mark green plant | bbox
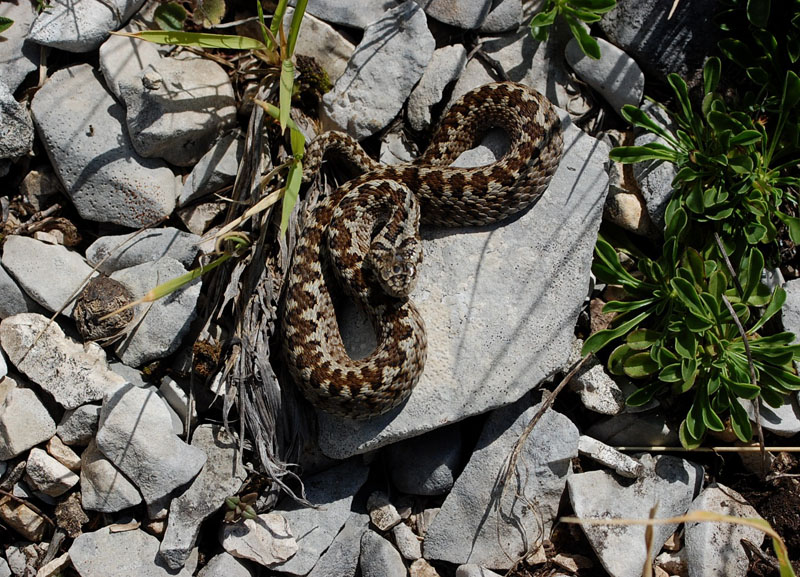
[586,47,800,447]
[529,0,616,59]
[610,57,800,252]
[0,16,13,34]
[587,234,800,448]
[120,0,309,235]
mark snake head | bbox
[369,238,423,298]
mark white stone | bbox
[160,425,247,570]
[567,454,703,577]
[0,83,34,161]
[392,522,422,560]
[29,0,147,52]
[367,491,402,531]
[290,0,401,29]
[321,1,434,140]
[480,0,524,32]
[46,436,81,471]
[0,263,42,319]
[318,111,608,458]
[0,0,40,92]
[565,37,644,115]
[284,8,355,83]
[685,483,765,577]
[25,448,79,497]
[271,462,369,574]
[86,227,200,274]
[69,527,192,577]
[110,257,201,367]
[360,531,405,577]
[95,384,207,505]
[222,513,298,567]
[740,395,800,437]
[407,45,468,132]
[0,383,56,460]
[120,57,237,167]
[99,25,162,100]
[424,397,578,568]
[0,313,127,409]
[415,0,492,29]
[197,553,251,577]
[307,513,369,577]
[80,440,143,512]
[2,236,95,316]
[57,404,101,446]
[578,435,644,478]
[30,64,178,228]
[179,133,244,206]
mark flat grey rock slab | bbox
[0,313,127,410]
[110,257,201,367]
[0,381,56,460]
[387,424,462,495]
[99,26,162,100]
[0,0,41,92]
[69,526,192,577]
[80,440,143,512]
[456,565,503,577]
[57,404,101,446]
[96,383,207,505]
[569,340,626,415]
[565,37,644,115]
[30,64,179,228]
[291,0,402,29]
[321,1,434,140]
[415,0,491,28]
[179,132,244,206]
[271,461,369,574]
[317,111,609,458]
[424,397,578,568]
[0,83,34,160]
[567,454,703,577]
[197,553,252,577]
[578,436,643,478]
[2,235,94,316]
[685,483,765,577]
[407,45,468,132]
[29,0,146,52]
[360,530,405,577]
[120,56,237,167]
[598,0,717,83]
[307,513,369,577]
[160,425,247,570]
[86,227,200,273]
[632,102,676,230]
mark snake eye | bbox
[393,265,403,274]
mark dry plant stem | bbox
[714,230,767,474]
[0,489,55,527]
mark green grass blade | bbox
[280,59,294,132]
[287,0,307,57]
[116,30,267,51]
[280,160,303,236]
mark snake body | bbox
[282,82,564,419]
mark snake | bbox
[282,81,564,419]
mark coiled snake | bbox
[282,82,563,419]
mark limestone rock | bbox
[95,384,207,505]
[0,383,56,460]
[30,64,178,228]
[0,313,127,410]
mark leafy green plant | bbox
[0,16,13,34]
[529,0,616,59]
[120,0,309,234]
[587,235,800,448]
[153,0,226,30]
[586,47,800,448]
[610,57,800,253]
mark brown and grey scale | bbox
[282,81,564,419]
